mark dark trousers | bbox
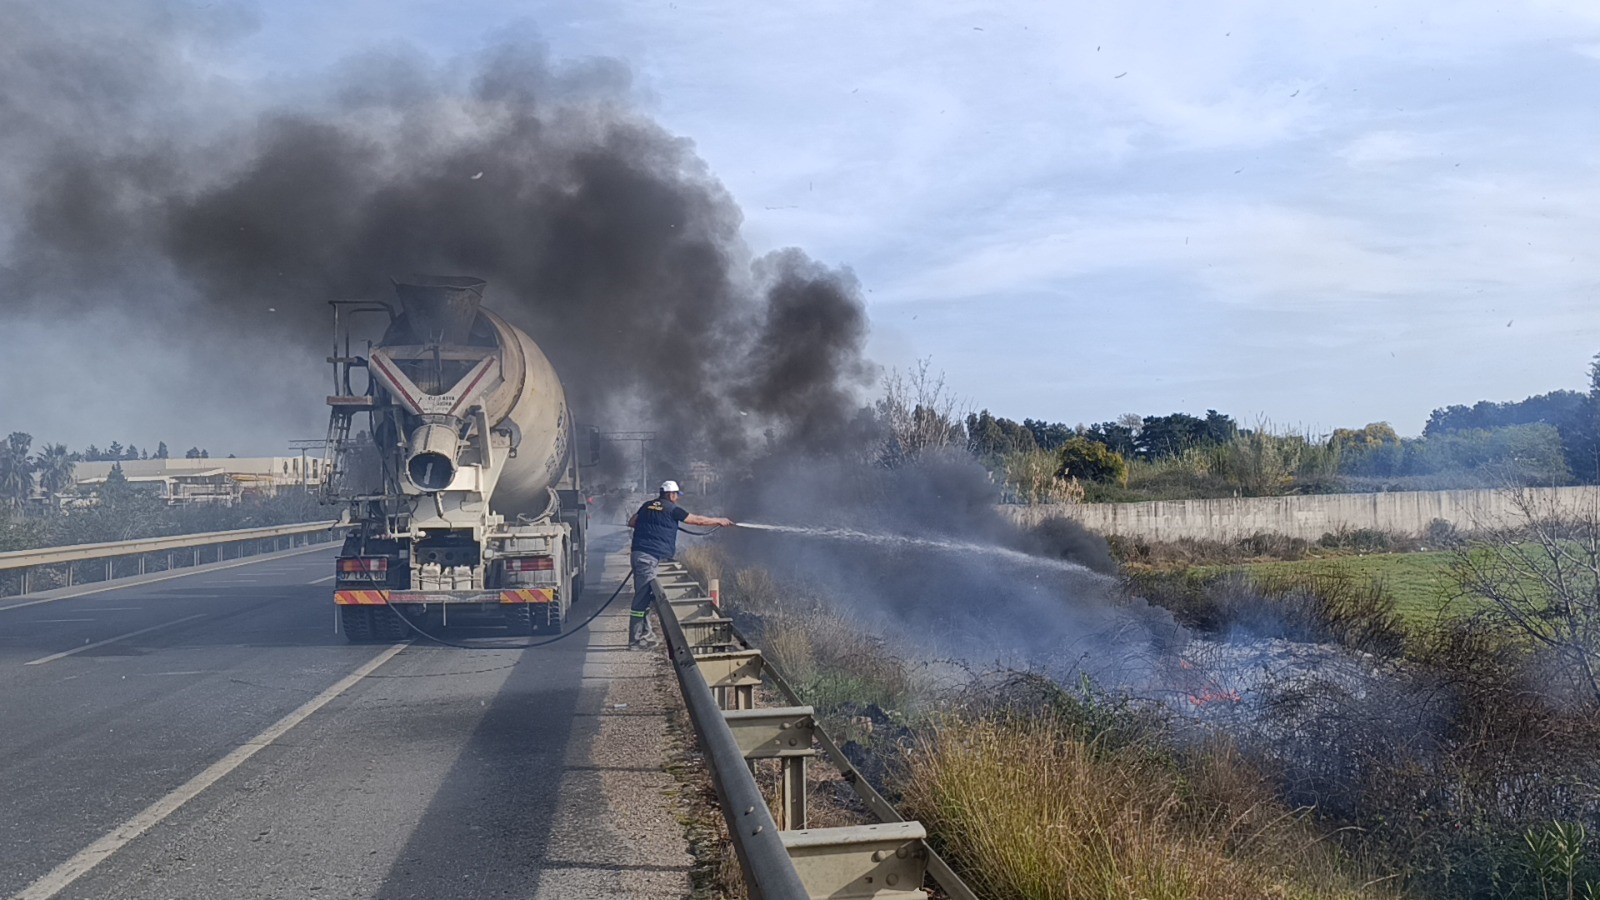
[629,551,660,640]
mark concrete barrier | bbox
[1001,486,1600,542]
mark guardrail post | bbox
[781,822,931,898]
[20,566,30,594]
[138,554,146,576]
[682,616,738,655]
[697,649,764,711]
[66,563,74,587]
[725,707,817,831]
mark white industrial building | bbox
[71,457,327,505]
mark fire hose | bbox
[381,572,632,650]
[376,522,730,650]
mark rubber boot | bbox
[629,614,656,648]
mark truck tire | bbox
[375,607,411,642]
[341,606,376,643]
[509,602,561,635]
[541,600,564,634]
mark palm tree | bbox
[0,432,35,514]
[32,443,76,505]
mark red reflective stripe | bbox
[370,355,423,414]
[499,589,552,604]
[446,358,496,417]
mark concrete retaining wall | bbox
[1001,486,1600,542]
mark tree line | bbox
[891,351,1600,501]
[0,433,216,513]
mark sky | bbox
[6,0,1600,453]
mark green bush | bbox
[1056,437,1128,486]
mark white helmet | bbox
[659,480,681,493]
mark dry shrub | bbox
[682,549,911,713]
[1331,621,1600,897]
[761,614,817,684]
[899,716,1385,900]
[730,566,783,614]
[765,612,910,712]
[677,544,725,589]
[1110,528,1438,572]
[1126,569,1407,656]
[1111,532,1314,569]
[1243,570,1408,656]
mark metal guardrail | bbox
[652,562,978,900]
[0,521,338,598]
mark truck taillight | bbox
[506,556,554,573]
[339,557,388,576]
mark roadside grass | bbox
[899,715,1391,900]
[1200,552,1462,628]
[679,545,912,714]
[686,533,1600,899]
[685,545,1392,899]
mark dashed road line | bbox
[10,642,408,900]
[23,615,207,666]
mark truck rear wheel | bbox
[376,607,412,642]
[341,606,376,643]
[509,602,561,635]
[542,600,564,634]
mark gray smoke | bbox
[724,450,1184,681]
[4,1,1160,683]
[0,3,872,463]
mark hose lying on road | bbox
[381,572,633,651]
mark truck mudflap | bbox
[334,589,556,605]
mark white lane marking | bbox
[0,544,333,613]
[23,615,208,666]
[308,574,335,585]
[33,619,96,624]
[11,643,407,900]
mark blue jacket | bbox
[632,497,689,559]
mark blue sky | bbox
[10,1,1600,451]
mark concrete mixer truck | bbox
[320,276,594,643]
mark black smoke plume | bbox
[2,2,1145,673]
[0,4,872,464]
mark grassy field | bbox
[1199,551,1466,628]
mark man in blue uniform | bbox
[626,480,734,648]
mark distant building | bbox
[71,457,327,505]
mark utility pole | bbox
[600,432,657,491]
[289,439,326,493]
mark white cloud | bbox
[20,0,1600,440]
[1338,131,1436,168]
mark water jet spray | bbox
[734,521,1106,579]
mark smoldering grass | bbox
[680,545,912,713]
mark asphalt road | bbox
[0,525,692,899]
